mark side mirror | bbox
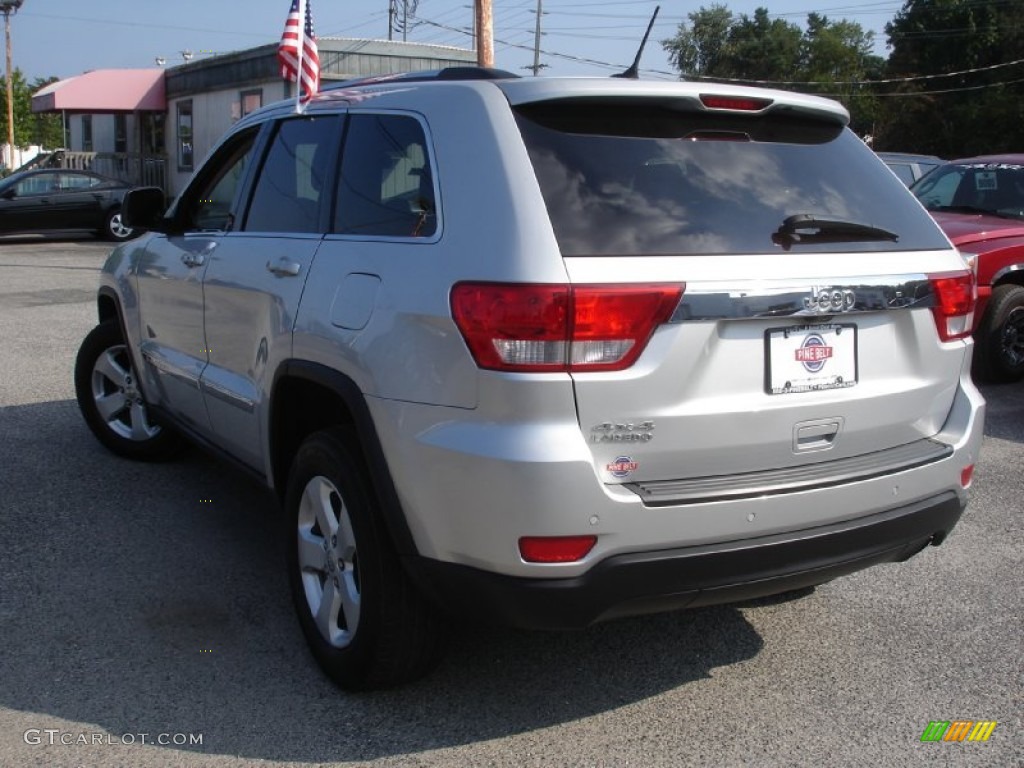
[121,187,169,232]
[1,188,16,200]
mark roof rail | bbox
[323,66,520,91]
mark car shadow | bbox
[978,380,1024,443]
[1,399,765,763]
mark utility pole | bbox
[529,0,543,76]
[475,0,493,67]
[0,0,23,171]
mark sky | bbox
[10,0,902,84]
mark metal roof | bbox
[31,69,166,113]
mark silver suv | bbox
[74,68,985,690]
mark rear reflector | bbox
[960,464,974,489]
[928,270,976,342]
[700,94,773,112]
[451,282,684,372]
[519,535,597,563]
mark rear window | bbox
[514,100,950,256]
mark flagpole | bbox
[294,0,306,113]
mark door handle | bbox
[181,252,206,268]
[267,257,301,277]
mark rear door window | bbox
[244,116,341,234]
[514,101,950,256]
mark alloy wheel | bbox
[296,475,361,649]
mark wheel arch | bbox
[991,263,1024,288]
[96,286,122,327]
[269,360,418,555]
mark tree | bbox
[662,5,734,78]
[720,8,802,82]
[878,0,1024,154]
[0,68,63,151]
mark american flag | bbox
[278,0,320,101]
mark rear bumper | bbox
[405,490,964,630]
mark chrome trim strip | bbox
[670,274,935,322]
[201,379,256,413]
[625,439,952,506]
[140,347,201,389]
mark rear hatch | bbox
[504,83,972,496]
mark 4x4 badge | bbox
[803,288,856,313]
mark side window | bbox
[59,173,101,190]
[243,116,339,234]
[15,176,54,196]
[334,114,436,238]
[181,129,258,231]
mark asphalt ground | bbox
[0,236,1021,768]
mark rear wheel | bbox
[285,428,446,690]
[74,320,182,460]
[102,208,134,241]
[974,284,1024,383]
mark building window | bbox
[81,115,93,152]
[114,114,128,154]
[241,89,263,117]
[177,100,194,171]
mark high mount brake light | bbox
[450,283,684,373]
[699,94,773,112]
[928,270,976,342]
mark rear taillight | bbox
[928,270,976,342]
[450,283,684,373]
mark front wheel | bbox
[285,428,446,690]
[973,284,1024,383]
[74,320,182,460]
[102,208,135,241]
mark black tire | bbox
[101,207,135,241]
[285,428,446,690]
[973,284,1024,383]
[74,320,183,460]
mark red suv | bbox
[912,155,1024,381]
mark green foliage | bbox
[663,4,735,77]
[0,68,64,150]
[878,0,1024,155]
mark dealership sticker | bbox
[606,456,639,478]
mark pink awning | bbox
[31,69,166,113]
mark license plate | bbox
[765,323,857,394]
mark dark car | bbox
[911,154,1024,381]
[877,152,945,186]
[0,168,139,241]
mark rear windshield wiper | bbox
[773,214,899,249]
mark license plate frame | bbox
[765,323,858,395]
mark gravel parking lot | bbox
[0,237,1021,767]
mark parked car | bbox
[75,69,984,690]
[911,154,1024,381]
[0,168,138,241]
[877,152,945,186]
